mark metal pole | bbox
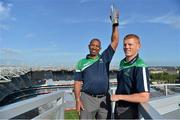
[110,88,116,114]
[165,85,168,96]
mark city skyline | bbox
[0,0,180,67]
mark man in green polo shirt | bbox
[111,34,150,119]
[74,7,119,119]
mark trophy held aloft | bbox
[110,4,119,26]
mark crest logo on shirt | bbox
[124,68,130,77]
[99,58,103,63]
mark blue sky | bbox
[0,0,180,68]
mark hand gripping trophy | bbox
[110,3,119,26]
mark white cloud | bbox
[0,1,14,31]
[32,48,50,52]
[147,14,180,29]
[0,37,2,43]
[119,20,129,26]
[61,17,128,28]
[0,24,9,30]
[61,18,104,24]
[80,0,92,3]
[0,48,21,55]
[0,1,12,21]
[49,41,57,47]
[50,52,78,56]
[25,33,36,38]
[80,0,106,3]
[117,13,180,29]
[62,12,180,29]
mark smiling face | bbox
[88,39,101,58]
[123,34,141,61]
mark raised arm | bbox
[111,25,119,50]
[110,5,119,50]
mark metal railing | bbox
[110,87,163,119]
[111,84,180,119]
[149,93,180,115]
[1,83,180,119]
[139,102,164,119]
[0,90,65,119]
[151,84,180,96]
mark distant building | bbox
[149,66,179,75]
[150,70,164,74]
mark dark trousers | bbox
[114,103,139,119]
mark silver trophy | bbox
[110,4,119,26]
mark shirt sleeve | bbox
[134,67,150,93]
[74,61,83,81]
[101,45,115,63]
[74,72,82,81]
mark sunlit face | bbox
[88,40,101,57]
[123,37,140,60]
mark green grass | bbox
[64,109,79,120]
